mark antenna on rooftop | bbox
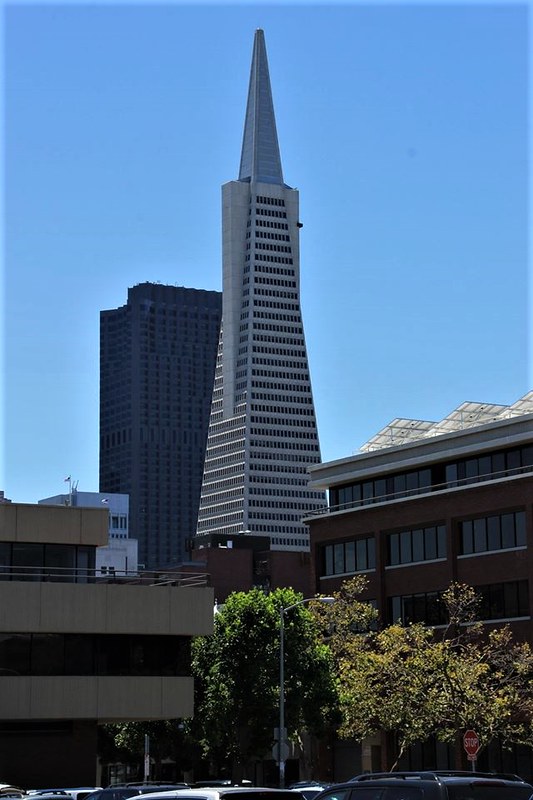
[63,475,78,506]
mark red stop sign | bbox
[463,729,480,757]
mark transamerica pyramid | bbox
[196,30,325,551]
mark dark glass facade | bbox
[100,283,221,568]
[0,542,95,582]
[0,633,191,676]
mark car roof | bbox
[139,790,304,800]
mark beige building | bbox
[0,502,214,788]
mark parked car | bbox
[28,790,100,800]
[138,788,305,800]
[288,785,329,800]
[109,790,188,795]
[84,789,146,800]
[314,772,533,800]
[0,788,25,799]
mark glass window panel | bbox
[500,513,515,549]
[413,594,426,623]
[487,516,501,551]
[31,634,64,675]
[324,546,333,576]
[406,472,418,493]
[478,455,492,481]
[521,445,533,467]
[356,539,367,571]
[362,482,374,504]
[77,547,95,583]
[393,474,406,496]
[374,478,387,501]
[390,596,401,623]
[96,635,128,676]
[412,529,424,562]
[65,635,94,675]
[515,511,526,546]
[338,486,350,506]
[492,451,506,477]
[437,525,447,558]
[403,596,415,624]
[400,531,412,564]
[329,488,339,507]
[12,543,44,581]
[426,594,443,626]
[388,534,399,565]
[45,545,76,582]
[352,484,362,505]
[418,469,431,489]
[461,521,473,555]
[465,459,478,483]
[478,586,490,620]
[367,536,376,569]
[503,582,519,618]
[0,633,30,676]
[425,527,437,560]
[518,580,529,616]
[489,584,505,618]
[507,449,521,472]
[334,543,344,574]
[0,542,11,579]
[473,518,487,552]
[345,541,355,573]
[445,463,458,486]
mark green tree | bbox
[101,719,200,779]
[190,587,339,777]
[317,579,533,769]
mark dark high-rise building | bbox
[100,282,221,568]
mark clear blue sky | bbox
[2,0,530,504]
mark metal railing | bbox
[0,565,210,586]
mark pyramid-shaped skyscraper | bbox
[196,30,325,550]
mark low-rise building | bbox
[306,392,533,777]
[0,501,213,788]
[39,489,138,575]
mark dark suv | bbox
[315,771,533,800]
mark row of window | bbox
[254,208,287,218]
[388,525,446,566]
[0,634,190,677]
[461,511,526,555]
[322,512,526,574]
[330,444,533,510]
[390,581,529,626]
[324,536,376,575]
[0,544,95,583]
[255,195,285,206]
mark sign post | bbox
[463,729,480,771]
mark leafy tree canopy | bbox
[190,587,339,769]
[315,579,533,769]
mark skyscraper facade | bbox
[100,282,221,568]
[196,30,325,551]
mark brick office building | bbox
[305,392,533,778]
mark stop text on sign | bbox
[463,729,480,756]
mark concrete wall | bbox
[0,675,194,721]
[0,502,109,546]
[0,583,214,635]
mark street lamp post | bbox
[278,596,335,788]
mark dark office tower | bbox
[196,30,325,551]
[100,283,222,569]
